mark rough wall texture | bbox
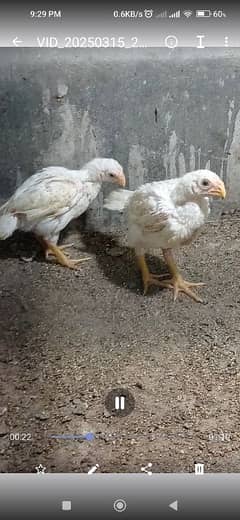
[0,48,240,230]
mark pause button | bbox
[114,395,125,410]
[105,388,135,417]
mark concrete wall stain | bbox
[0,48,240,230]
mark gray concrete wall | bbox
[0,48,240,231]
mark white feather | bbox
[0,158,124,244]
[104,170,222,255]
[0,214,18,239]
[104,189,133,212]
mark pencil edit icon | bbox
[88,464,99,474]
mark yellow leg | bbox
[38,237,91,270]
[136,251,204,303]
[160,249,204,303]
[45,243,75,260]
[136,254,168,295]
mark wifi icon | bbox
[183,10,192,18]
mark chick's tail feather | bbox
[104,189,133,212]
[0,214,18,240]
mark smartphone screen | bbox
[0,1,239,518]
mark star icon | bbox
[35,463,46,474]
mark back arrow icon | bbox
[13,37,23,47]
[169,500,178,511]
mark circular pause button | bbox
[105,388,135,417]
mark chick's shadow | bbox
[0,219,168,295]
[0,231,41,260]
[77,222,168,295]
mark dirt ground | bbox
[0,213,240,474]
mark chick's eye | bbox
[109,173,114,177]
[202,179,209,187]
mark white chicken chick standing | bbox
[0,158,125,269]
[104,170,226,303]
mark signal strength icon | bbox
[183,10,193,18]
[169,10,181,18]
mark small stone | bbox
[72,405,86,416]
[0,407,7,417]
[61,406,73,416]
[0,435,10,453]
[103,410,111,418]
[0,421,8,436]
[20,255,35,263]
[183,423,193,429]
[35,412,50,421]
[61,417,72,424]
[72,398,83,406]
[106,247,125,257]
[135,382,143,390]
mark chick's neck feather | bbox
[171,176,202,206]
[81,158,111,183]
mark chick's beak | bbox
[208,180,226,199]
[117,172,126,187]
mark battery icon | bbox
[196,9,212,17]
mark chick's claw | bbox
[61,257,91,270]
[157,275,204,303]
